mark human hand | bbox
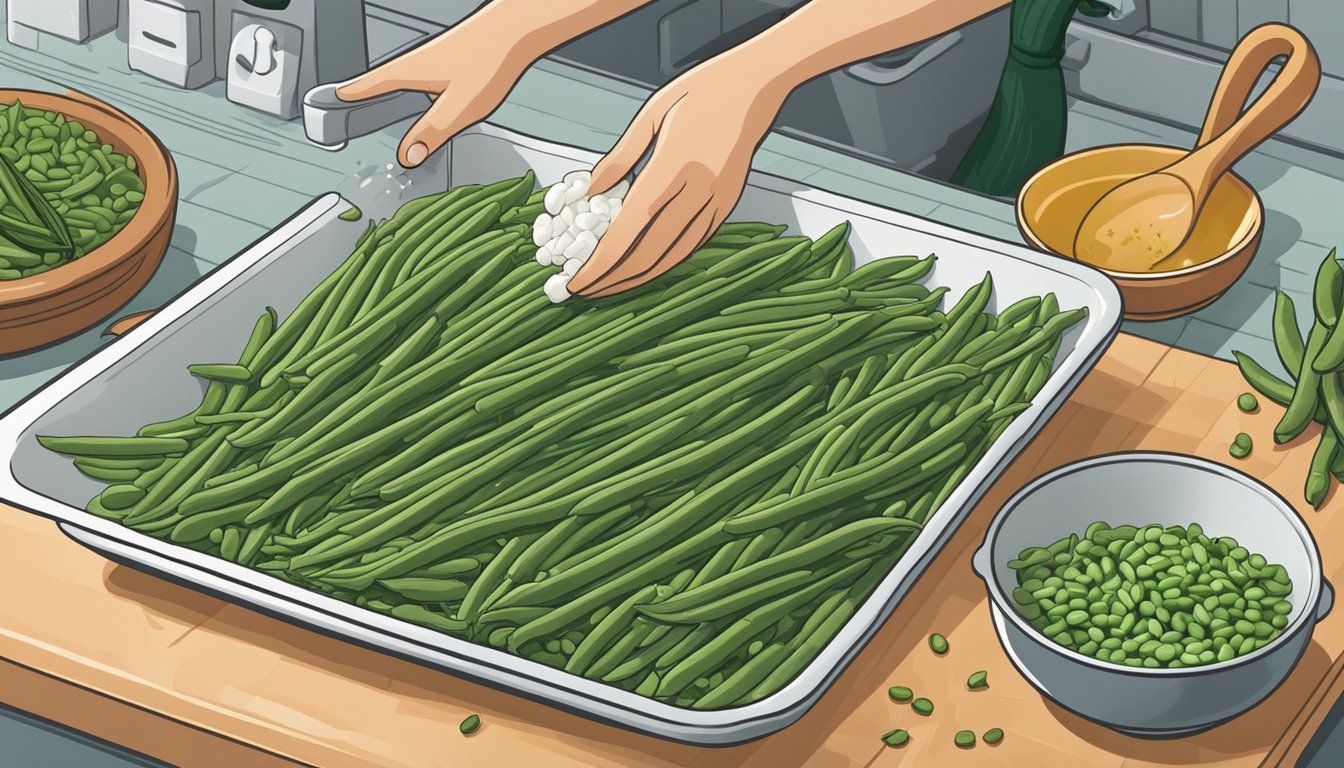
[334,10,537,168]
[567,53,792,297]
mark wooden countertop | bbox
[2,332,1342,768]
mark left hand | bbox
[567,53,791,297]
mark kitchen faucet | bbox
[301,37,433,151]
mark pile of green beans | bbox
[40,172,1087,708]
[0,100,145,279]
[1236,247,1344,509]
[1010,522,1293,668]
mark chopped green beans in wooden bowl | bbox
[0,100,145,279]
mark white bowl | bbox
[973,452,1333,737]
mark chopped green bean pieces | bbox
[459,714,481,734]
[881,728,909,747]
[1230,432,1253,459]
[1009,521,1291,668]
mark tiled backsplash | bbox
[1146,0,1342,75]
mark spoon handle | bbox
[1181,23,1320,194]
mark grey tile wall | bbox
[1290,0,1344,76]
[1150,0,1204,40]
[1238,0,1289,35]
[1200,0,1241,48]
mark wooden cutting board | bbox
[1,333,1342,768]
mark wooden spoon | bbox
[1072,23,1320,273]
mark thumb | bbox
[590,108,658,194]
[397,90,490,168]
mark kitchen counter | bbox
[3,334,1344,768]
[4,4,1344,766]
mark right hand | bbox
[335,14,535,168]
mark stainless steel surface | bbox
[0,122,1122,743]
[974,452,1334,736]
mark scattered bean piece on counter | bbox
[1237,392,1258,413]
[459,714,481,735]
[1230,432,1253,458]
[888,685,913,702]
[881,728,909,747]
[954,730,976,748]
[928,633,949,654]
[966,670,988,690]
[983,728,1004,745]
[911,698,934,716]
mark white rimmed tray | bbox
[0,123,1123,744]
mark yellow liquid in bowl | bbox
[1021,147,1260,274]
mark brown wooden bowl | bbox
[0,88,177,355]
[1017,144,1263,322]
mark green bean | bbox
[654,561,864,697]
[1273,292,1306,376]
[882,729,910,748]
[637,518,914,622]
[929,633,949,654]
[72,460,139,483]
[187,364,252,384]
[1307,428,1339,509]
[377,577,469,603]
[725,403,988,534]
[1278,317,1329,442]
[391,604,469,634]
[1235,351,1296,406]
[37,435,188,458]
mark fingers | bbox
[397,88,494,168]
[589,100,666,194]
[567,167,684,295]
[571,181,710,296]
[585,207,719,298]
[336,59,436,102]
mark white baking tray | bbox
[0,123,1123,744]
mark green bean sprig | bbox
[1236,248,1344,509]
